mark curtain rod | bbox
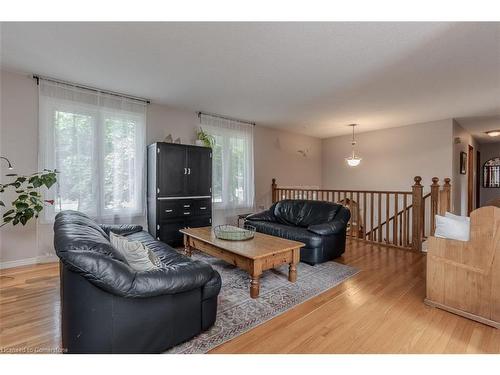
[33,74,151,104]
[198,111,256,126]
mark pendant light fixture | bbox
[345,124,362,167]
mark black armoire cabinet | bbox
[147,142,212,246]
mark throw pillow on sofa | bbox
[434,214,470,242]
[110,232,160,271]
[444,211,471,223]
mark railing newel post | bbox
[412,176,423,251]
[271,178,277,204]
[430,177,440,236]
[439,178,451,215]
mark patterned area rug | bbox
[166,251,359,354]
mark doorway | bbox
[476,150,481,207]
[467,145,474,215]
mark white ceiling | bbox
[1,22,499,139]
[456,115,500,143]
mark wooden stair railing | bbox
[271,176,452,251]
[365,192,431,239]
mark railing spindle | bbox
[385,193,390,244]
[377,193,382,242]
[393,193,398,246]
[370,193,375,241]
[363,192,367,239]
[403,194,408,247]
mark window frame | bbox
[482,157,500,188]
[41,98,145,221]
[205,126,254,210]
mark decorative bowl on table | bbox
[213,224,256,241]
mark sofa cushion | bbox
[110,232,158,272]
[250,220,323,249]
[273,200,341,227]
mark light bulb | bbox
[486,130,500,137]
[346,157,362,167]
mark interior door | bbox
[476,150,481,208]
[186,146,212,196]
[468,144,474,215]
[157,143,187,197]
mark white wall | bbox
[0,69,41,267]
[254,125,322,210]
[452,120,480,216]
[479,141,500,206]
[321,119,454,193]
[0,69,321,266]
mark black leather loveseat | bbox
[245,200,350,265]
[54,210,221,353]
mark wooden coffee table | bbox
[180,227,304,298]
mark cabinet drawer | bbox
[194,199,212,215]
[159,201,180,218]
[178,200,193,216]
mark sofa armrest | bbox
[100,224,143,236]
[60,251,216,298]
[202,270,222,300]
[308,221,346,236]
[307,206,351,236]
[245,209,276,223]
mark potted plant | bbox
[195,127,215,148]
[0,169,58,227]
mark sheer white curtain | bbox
[200,114,254,225]
[38,80,147,224]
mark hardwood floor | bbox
[1,239,499,353]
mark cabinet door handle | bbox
[183,204,190,208]
[187,168,191,174]
[199,207,207,210]
[165,209,173,213]
[183,212,191,215]
[184,167,187,175]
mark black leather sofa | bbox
[54,210,221,353]
[245,200,351,265]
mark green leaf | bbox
[29,191,39,196]
[34,205,43,212]
[3,216,13,223]
[5,173,17,176]
[18,194,28,201]
[3,209,15,217]
[0,201,4,207]
[14,201,29,210]
[25,209,34,220]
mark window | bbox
[200,114,254,224]
[38,80,146,222]
[483,157,500,188]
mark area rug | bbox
[166,251,359,354]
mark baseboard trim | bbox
[0,255,58,270]
[424,298,500,329]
